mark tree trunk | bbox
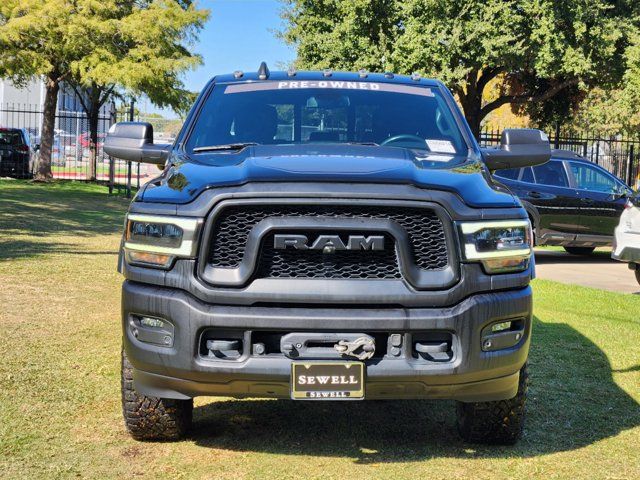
[457,73,484,141]
[461,94,483,141]
[88,107,99,181]
[35,77,60,181]
[466,109,482,141]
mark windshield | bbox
[0,130,25,147]
[186,80,468,159]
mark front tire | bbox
[121,349,193,441]
[456,363,529,445]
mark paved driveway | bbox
[534,248,638,294]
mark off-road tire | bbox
[121,349,193,441]
[564,246,595,255]
[456,363,529,445]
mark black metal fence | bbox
[0,103,162,194]
[480,127,640,189]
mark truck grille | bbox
[208,205,449,277]
[256,232,402,279]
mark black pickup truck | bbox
[105,66,550,444]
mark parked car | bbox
[77,132,106,149]
[0,127,34,178]
[612,195,640,284]
[105,67,552,444]
[494,150,633,255]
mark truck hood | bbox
[139,144,517,208]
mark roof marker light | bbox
[258,61,270,80]
[323,69,333,78]
[233,70,243,79]
[358,69,368,78]
[287,67,297,77]
[384,72,394,79]
[411,72,421,81]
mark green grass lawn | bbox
[0,179,638,479]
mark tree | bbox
[68,1,206,179]
[281,0,638,138]
[0,1,208,180]
[572,33,640,136]
[0,1,80,180]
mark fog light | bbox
[481,319,525,351]
[491,321,512,333]
[140,316,165,328]
[130,315,174,347]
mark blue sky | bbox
[141,0,295,117]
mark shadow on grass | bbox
[534,249,615,265]
[0,239,119,260]
[190,317,639,460]
[0,181,128,260]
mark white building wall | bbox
[0,78,45,107]
[1,78,114,135]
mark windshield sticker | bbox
[425,139,456,153]
[224,81,433,97]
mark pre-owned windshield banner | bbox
[224,81,434,96]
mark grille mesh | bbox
[208,204,449,274]
[257,232,401,279]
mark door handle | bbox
[529,191,542,199]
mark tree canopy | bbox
[281,0,639,137]
[0,0,208,179]
[573,33,640,136]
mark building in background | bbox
[0,78,115,137]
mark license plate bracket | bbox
[291,361,364,400]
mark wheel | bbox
[456,363,528,445]
[121,348,193,441]
[564,246,595,255]
[635,265,640,286]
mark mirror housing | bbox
[104,122,170,165]
[481,129,551,171]
[613,183,633,200]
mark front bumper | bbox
[122,281,532,402]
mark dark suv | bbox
[105,67,550,444]
[0,128,33,179]
[495,150,632,255]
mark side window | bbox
[532,161,569,187]
[494,168,520,180]
[569,162,618,194]
[521,167,534,183]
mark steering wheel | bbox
[379,134,428,149]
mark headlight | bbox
[124,214,202,268]
[458,220,532,274]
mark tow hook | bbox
[334,337,376,360]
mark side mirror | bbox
[482,129,551,171]
[104,122,170,165]
[613,183,633,199]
